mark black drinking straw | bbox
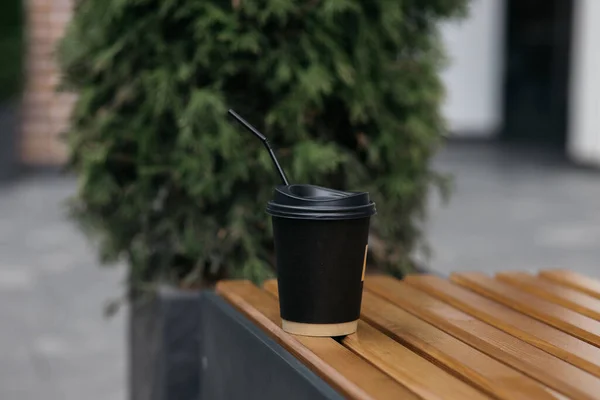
[228,109,290,186]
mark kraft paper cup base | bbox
[282,319,358,337]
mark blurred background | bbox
[1,0,600,399]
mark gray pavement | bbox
[0,177,126,400]
[1,142,600,399]
[428,143,600,277]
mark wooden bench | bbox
[216,269,600,400]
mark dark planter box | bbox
[130,287,341,400]
[130,287,203,400]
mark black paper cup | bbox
[266,184,376,336]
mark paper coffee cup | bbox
[267,184,376,337]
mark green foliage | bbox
[0,0,22,101]
[59,0,467,290]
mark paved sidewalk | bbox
[0,177,126,400]
[428,143,600,277]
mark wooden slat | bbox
[452,272,600,346]
[540,269,600,300]
[362,291,563,399]
[406,274,600,378]
[497,271,600,320]
[345,321,491,400]
[263,279,559,400]
[262,280,490,400]
[342,320,489,400]
[365,275,600,400]
[215,281,418,400]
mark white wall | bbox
[568,0,600,165]
[439,0,505,137]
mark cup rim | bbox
[266,201,376,220]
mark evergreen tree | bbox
[0,0,22,101]
[59,0,467,290]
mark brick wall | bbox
[22,0,75,165]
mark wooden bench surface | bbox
[216,269,600,400]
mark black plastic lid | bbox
[266,184,376,220]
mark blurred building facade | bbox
[16,0,600,167]
[441,0,600,166]
[21,0,75,166]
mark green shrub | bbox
[0,0,22,101]
[59,0,467,290]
